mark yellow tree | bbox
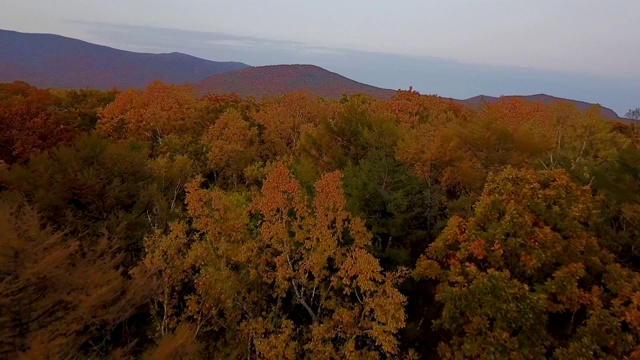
[201,108,259,188]
[396,120,481,193]
[248,165,406,358]
[544,106,629,181]
[145,164,408,358]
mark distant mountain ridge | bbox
[194,64,396,99]
[195,65,622,119]
[0,29,624,119]
[0,29,249,89]
[457,94,621,120]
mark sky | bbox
[1,0,638,115]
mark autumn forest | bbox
[1,80,640,359]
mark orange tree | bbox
[96,81,205,153]
[0,82,81,163]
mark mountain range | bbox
[0,29,625,119]
[0,29,248,89]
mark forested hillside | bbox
[457,94,623,120]
[1,80,639,359]
[194,64,396,99]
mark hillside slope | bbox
[0,29,249,89]
[194,64,397,99]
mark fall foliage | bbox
[1,81,639,358]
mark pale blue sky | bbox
[1,0,638,114]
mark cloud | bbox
[67,21,344,64]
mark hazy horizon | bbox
[1,1,638,115]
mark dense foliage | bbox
[1,80,639,359]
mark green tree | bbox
[0,135,193,261]
[0,196,153,358]
[415,167,640,359]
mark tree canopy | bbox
[1,81,639,359]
